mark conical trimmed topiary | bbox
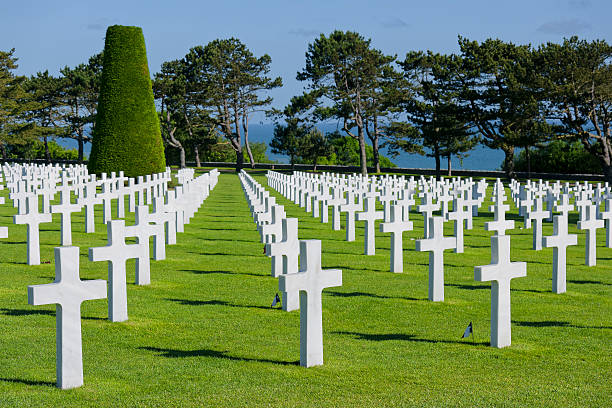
[88,25,165,177]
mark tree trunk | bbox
[433,143,441,180]
[526,146,531,178]
[43,136,51,162]
[78,138,84,163]
[235,148,244,172]
[447,154,452,177]
[372,115,381,173]
[358,126,367,176]
[178,147,186,169]
[1,143,6,160]
[242,112,255,168]
[605,163,612,184]
[194,145,201,168]
[502,146,515,178]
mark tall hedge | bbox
[88,25,165,177]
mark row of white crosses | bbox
[266,170,485,281]
[21,167,219,389]
[267,170,612,349]
[7,165,174,265]
[510,178,612,265]
[239,170,342,367]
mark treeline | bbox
[1,32,610,181]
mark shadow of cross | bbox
[279,240,342,368]
[27,246,106,389]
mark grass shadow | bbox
[446,283,490,291]
[513,320,612,330]
[180,269,267,278]
[568,279,611,286]
[333,331,489,346]
[0,377,55,387]
[326,290,424,302]
[0,308,105,321]
[166,298,277,311]
[139,346,299,366]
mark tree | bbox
[153,59,190,168]
[534,37,612,182]
[88,25,166,177]
[269,119,308,165]
[296,30,396,175]
[23,71,66,162]
[183,39,281,171]
[297,128,331,171]
[387,51,477,178]
[458,37,541,177]
[0,49,35,159]
[59,52,103,162]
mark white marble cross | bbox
[260,205,286,244]
[279,240,342,367]
[265,218,299,311]
[51,189,82,246]
[577,204,604,266]
[123,206,164,286]
[134,205,166,261]
[599,198,612,248]
[150,197,177,246]
[328,187,345,231]
[14,195,52,265]
[417,193,440,238]
[527,197,549,251]
[543,213,577,294]
[339,191,361,242]
[446,196,470,253]
[78,179,101,234]
[28,246,107,389]
[97,182,116,224]
[474,235,526,348]
[356,196,384,255]
[89,220,146,321]
[486,194,515,236]
[380,204,413,273]
[415,216,456,301]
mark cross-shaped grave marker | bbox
[265,218,299,311]
[380,203,413,273]
[543,210,577,294]
[28,246,107,389]
[51,189,82,246]
[356,196,384,255]
[14,195,52,265]
[415,216,457,301]
[527,197,549,250]
[328,187,345,231]
[89,219,147,322]
[339,191,361,242]
[78,179,101,233]
[474,234,527,348]
[599,198,612,248]
[446,195,470,253]
[279,240,342,367]
[417,192,440,238]
[577,204,604,266]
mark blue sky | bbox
[2,0,609,118]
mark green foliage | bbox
[88,25,166,177]
[514,140,601,174]
[243,142,274,163]
[326,132,396,168]
[7,139,78,160]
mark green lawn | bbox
[0,171,610,407]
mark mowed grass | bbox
[0,171,610,407]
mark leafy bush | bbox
[326,133,397,168]
[514,140,601,174]
[88,25,166,177]
[8,140,78,160]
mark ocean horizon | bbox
[59,123,506,171]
